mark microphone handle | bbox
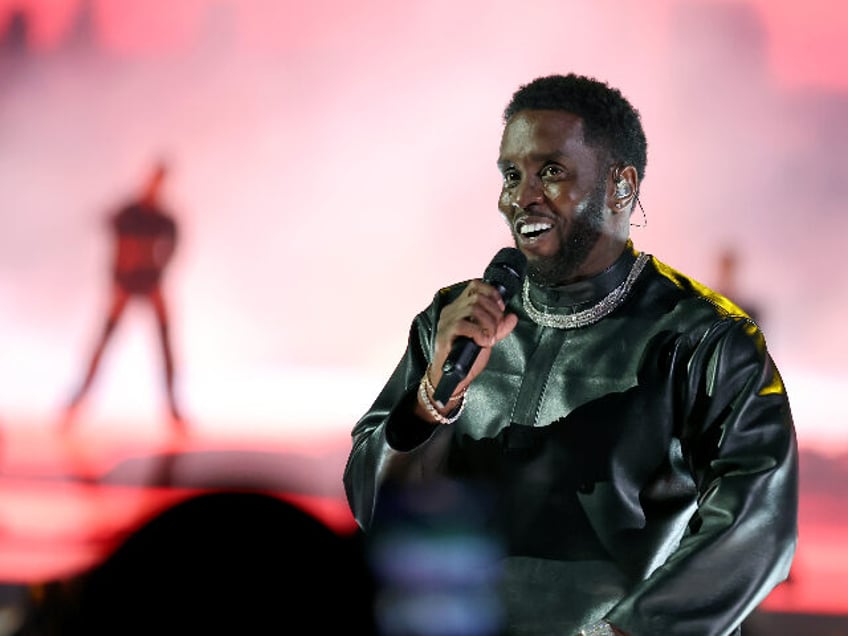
[433,337,477,407]
[432,282,508,408]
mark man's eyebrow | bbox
[531,151,569,163]
[497,152,569,170]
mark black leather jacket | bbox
[344,244,798,636]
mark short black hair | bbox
[503,74,647,182]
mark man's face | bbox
[497,109,610,287]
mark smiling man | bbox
[344,74,797,636]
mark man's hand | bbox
[429,279,519,395]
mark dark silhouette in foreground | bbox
[14,491,376,635]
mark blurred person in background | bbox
[62,160,185,432]
[344,74,798,636]
[712,245,763,326]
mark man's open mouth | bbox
[515,217,553,240]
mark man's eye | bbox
[502,171,520,187]
[541,165,564,179]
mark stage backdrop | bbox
[0,0,846,453]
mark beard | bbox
[523,176,607,287]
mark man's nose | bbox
[512,175,544,209]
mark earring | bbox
[615,180,632,198]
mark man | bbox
[64,160,184,431]
[343,74,797,635]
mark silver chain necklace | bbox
[522,252,650,329]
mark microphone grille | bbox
[484,247,527,302]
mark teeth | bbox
[519,222,552,235]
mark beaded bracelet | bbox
[578,621,616,636]
[418,373,467,425]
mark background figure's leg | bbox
[63,287,129,425]
[149,287,183,428]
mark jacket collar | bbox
[525,241,639,311]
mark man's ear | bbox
[608,165,638,211]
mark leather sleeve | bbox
[343,292,454,530]
[606,318,798,636]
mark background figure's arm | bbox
[152,217,178,269]
[607,319,798,636]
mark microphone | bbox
[433,247,527,408]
